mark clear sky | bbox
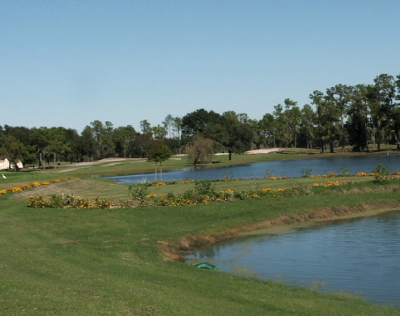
[1,0,399,133]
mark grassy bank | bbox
[1,158,400,315]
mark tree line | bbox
[1,73,400,169]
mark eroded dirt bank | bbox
[158,202,400,262]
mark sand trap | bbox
[245,148,281,154]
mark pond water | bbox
[187,211,400,307]
[108,154,400,184]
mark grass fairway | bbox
[1,162,400,315]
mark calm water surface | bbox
[188,212,400,307]
[108,154,400,183]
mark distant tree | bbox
[162,114,174,138]
[392,74,400,148]
[113,125,138,158]
[248,118,262,149]
[325,84,353,150]
[172,116,182,140]
[45,127,70,169]
[31,127,52,169]
[367,74,395,151]
[79,125,97,161]
[87,120,116,159]
[186,136,214,165]
[284,99,301,148]
[90,120,105,159]
[130,133,154,158]
[273,104,285,148]
[298,104,315,149]
[152,125,167,140]
[63,128,80,162]
[225,121,253,153]
[181,109,216,139]
[389,107,400,149]
[259,113,276,148]
[148,141,172,181]
[310,90,340,153]
[102,121,116,158]
[347,85,370,151]
[140,120,152,135]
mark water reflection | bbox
[188,212,400,307]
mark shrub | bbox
[94,197,114,209]
[50,194,66,208]
[27,195,52,208]
[128,184,149,202]
[301,168,312,178]
[372,164,392,184]
[194,180,215,195]
[182,189,195,200]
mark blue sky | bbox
[1,0,399,133]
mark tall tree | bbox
[284,99,301,148]
[140,120,152,135]
[273,104,285,148]
[79,125,97,161]
[367,74,395,151]
[346,85,370,152]
[90,120,105,159]
[300,104,315,149]
[181,109,216,140]
[309,90,341,153]
[31,127,52,169]
[152,125,167,140]
[392,73,400,148]
[259,113,277,148]
[162,114,174,139]
[113,125,137,158]
[45,127,70,169]
[172,116,182,140]
[325,84,353,150]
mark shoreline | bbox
[160,202,400,262]
[239,206,400,237]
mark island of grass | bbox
[1,150,400,315]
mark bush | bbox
[301,168,312,178]
[128,184,149,202]
[194,180,215,195]
[50,194,66,208]
[27,195,52,208]
[373,164,392,184]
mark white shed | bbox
[0,158,10,170]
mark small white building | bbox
[16,161,23,169]
[0,158,23,170]
[0,158,10,170]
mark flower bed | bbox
[0,178,79,196]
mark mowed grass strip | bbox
[1,172,400,315]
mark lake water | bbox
[188,211,400,307]
[108,154,400,184]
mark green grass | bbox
[1,153,400,315]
